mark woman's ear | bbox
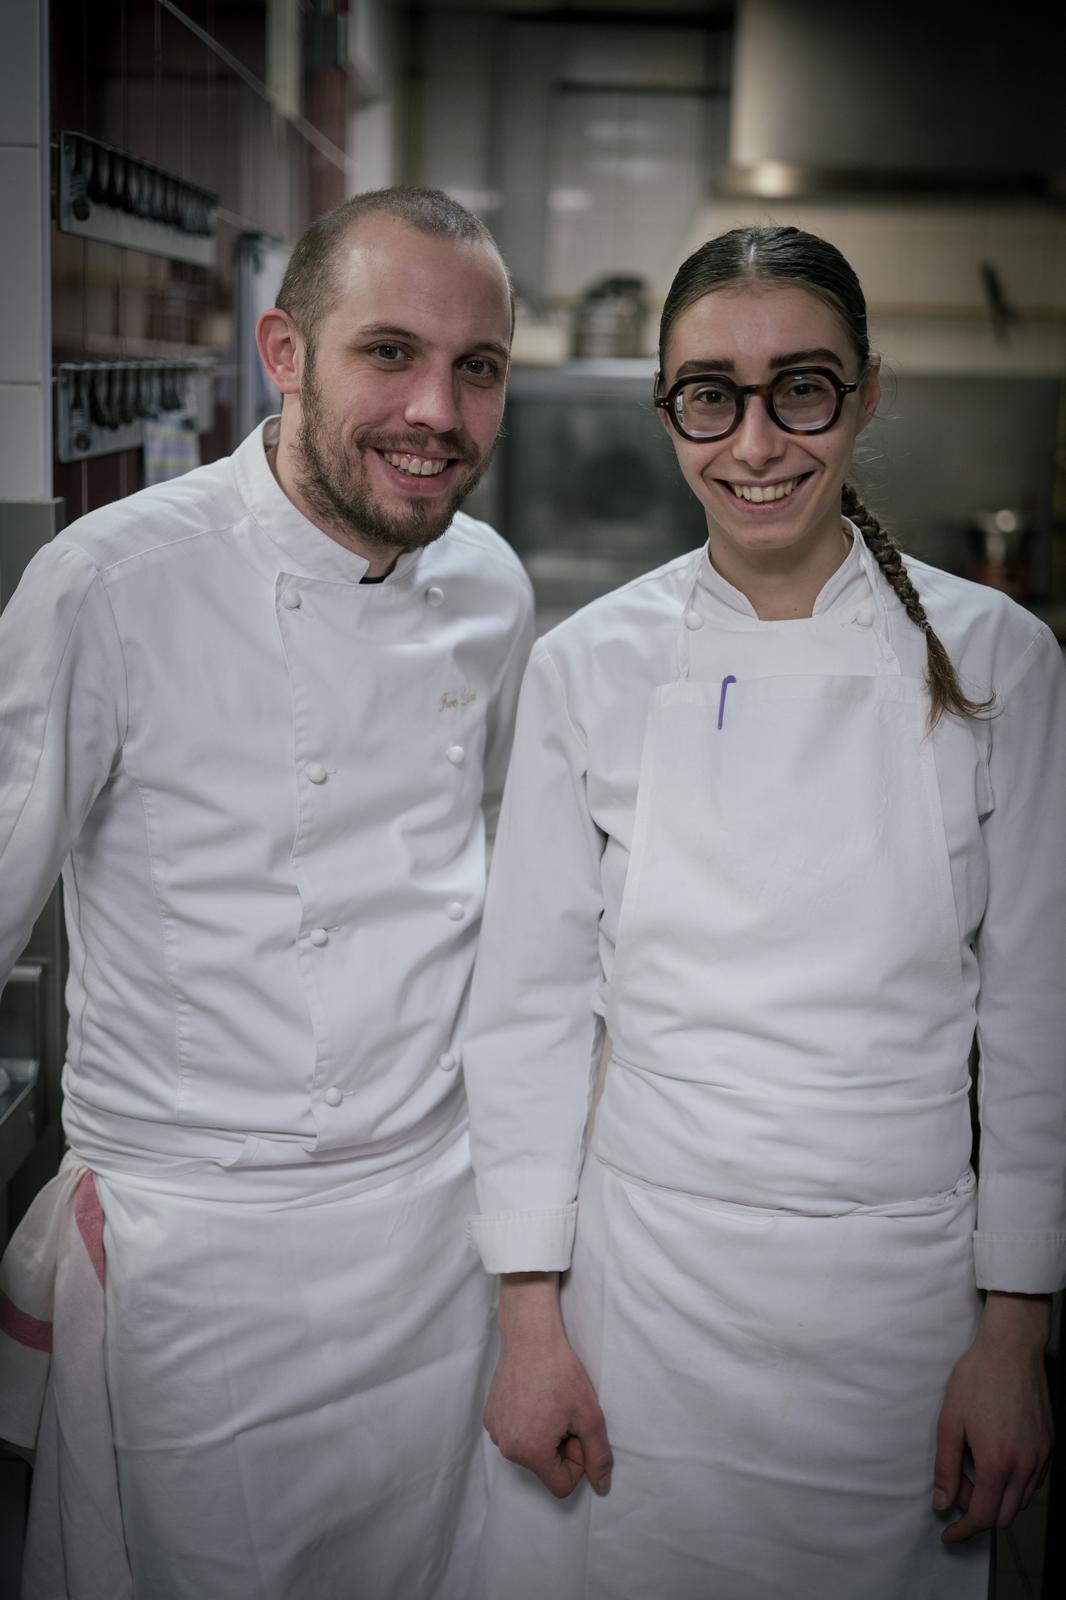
[654,374,675,440]
[256,309,303,397]
[857,355,882,434]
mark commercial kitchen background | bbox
[1,3,1063,1595]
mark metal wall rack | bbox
[57,131,218,266]
[56,360,215,462]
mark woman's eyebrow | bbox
[768,348,844,370]
[672,348,845,379]
[673,357,735,377]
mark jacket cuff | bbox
[973,1229,1066,1294]
[466,1205,577,1273]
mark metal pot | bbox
[964,508,1031,599]
[572,275,647,359]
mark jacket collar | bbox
[232,418,424,585]
[694,519,871,621]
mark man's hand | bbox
[485,1271,613,1499]
[933,1292,1053,1544]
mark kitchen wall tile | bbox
[420,12,494,201]
[0,382,48,500]
[0,0,41,146]
[0,148,44,386]
[545,88,715,302]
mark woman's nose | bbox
[729,394,785,469]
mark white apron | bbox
[94,1134,493,1600]
[481,541,988,1599]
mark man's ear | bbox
[256,309,303,397]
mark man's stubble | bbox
[293,350,495,556]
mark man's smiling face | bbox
[288,214,513,555]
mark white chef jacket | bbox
[464,533,1066,1291]
[0,418,535,1178]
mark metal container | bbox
[965,507,1032,599]
[572,275,647,359]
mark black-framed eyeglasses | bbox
[654,364,870,443]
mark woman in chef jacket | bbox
[462,225,1064,1600]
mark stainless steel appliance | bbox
[483,360,707,632]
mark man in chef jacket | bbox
[0,186,534,1599]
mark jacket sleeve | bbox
[972,625,1066,1292]
[0,541,127,988]
[464,642,606,1271]
[480,578,536,851]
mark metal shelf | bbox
[57,130,218,267]
[56,360,215,462]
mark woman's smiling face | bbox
[659,284,880,576]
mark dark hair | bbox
[659,225,992,727]
[276,186,508,353]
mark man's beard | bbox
[293,358,492,555]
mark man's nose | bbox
[729,394,785,470]
[403,366,462,435]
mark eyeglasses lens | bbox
[675,381,735,438]
[771,372,838,430]
[673,371,839,439]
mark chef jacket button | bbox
[438,1051,459,1072]
[306,762,328,784]
[281,588,301,609]
[683,611,703,630]
[323,1086,343,1107]
[426,585,444,607]
[853,607,875,628]
[446,901,465,921]
[446,745,465,766]
[309,927,329,947]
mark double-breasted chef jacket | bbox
[0,417,535,1600]
[463,531,1066,1600]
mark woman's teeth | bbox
[383,452,448,477]
[729,478,798,503]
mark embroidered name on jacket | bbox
[439,689,477,711]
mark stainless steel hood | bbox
[716,0,1066,204]
[714,161,1058,204]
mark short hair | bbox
[276,186,507,349]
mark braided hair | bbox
[659,225,993,727]
[840,484,992,725]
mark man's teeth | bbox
[730,478,797,503]
[383,452,448,477]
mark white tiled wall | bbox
[0,150,45,385]
[0,0,50,497]
[411,10,1065,381]
[349,0,401,193]
[417,13,498,216]
[415,13,729,312]
[544,89,721,303]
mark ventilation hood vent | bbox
[714,161,1057,204]
[722,1,1065,207]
